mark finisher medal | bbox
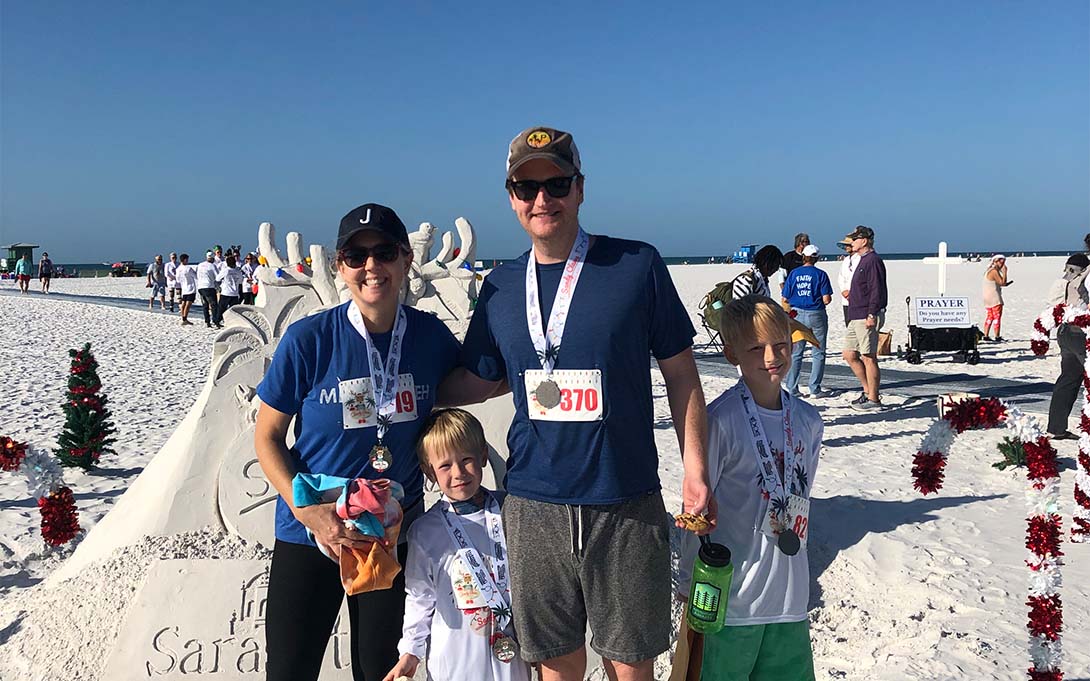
[491,633,518,663]
[777,528,801,556]
[534,379,562,409]
[370,443,392,472]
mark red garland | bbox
[1,436,27,472]
[1025,438,1060,481]
[37,486,80,546]
[1050,304,1065,327]
[943,397,1006,434]
[1028,670,1063,681]
[1026,515,1064,559]
[1026,594,1063,641]
[911,452,947,495]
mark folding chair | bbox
[697,312,723,354]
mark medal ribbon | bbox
[525,228,590,374]
[439,492,511,629]
[737,382,800,530]
[347,303,407,442]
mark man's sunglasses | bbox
[338,243,404,268]
[506,175,580,202]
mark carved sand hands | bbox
[255,221,341,307]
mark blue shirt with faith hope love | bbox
[783,265,833,311]
[461,235,695,505]
[257,302,459,545]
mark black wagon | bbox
[901,296,982,365]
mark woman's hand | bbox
[382,653,419,681]
[292,502,379,555]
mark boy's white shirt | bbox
[678,381,824,626]
[398,491,532,681]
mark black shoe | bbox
[851,393,868,405]
[1051,431,1079,441]
[993,336,1005,342]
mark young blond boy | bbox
[385,409,531,681]
[679,295,822,680]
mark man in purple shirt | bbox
[842,226,887,410]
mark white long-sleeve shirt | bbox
[837,253,861,307]
[678,382,824,626]
[164,260,178,287]
[398,494,531,681]
[217,266,246,297]
[1048,269,1089,308]
[175,264,198,295]
[196,261,219,290]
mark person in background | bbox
[38,252,54,294]
[14,254,32,294]
[981,255,1013,342]
[216,254,246,320]
[836,237,860,326]
[733,245,784,299]
[196,250,222,328]
[783,245,833,397]
[781,233,810,279]
[164,252,180,313]
[146,254,168,311]
[241,252,257,305]
[842,225,887,411]
[1084,232,1090,254]
[1046,254,1090,441]
[175,253,198,326]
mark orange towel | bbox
[340,518,403,594]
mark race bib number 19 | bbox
[339,374,417,429]
[525,369,604,422]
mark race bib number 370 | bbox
[525,369,603,422]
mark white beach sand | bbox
[0,255,1086,679]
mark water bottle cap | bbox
[698,541,732,567]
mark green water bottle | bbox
[686,538,733,634]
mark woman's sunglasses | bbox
[506,175,580,202]
[338,243,404,268]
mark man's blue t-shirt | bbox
[461,235,695,505]
[257,302,459,545]
[783,265,833,311]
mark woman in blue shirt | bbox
[782,245,834,397]
[255,203,460,681]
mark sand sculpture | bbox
[50,222,512,680]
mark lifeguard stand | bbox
[732,244,758,264]
[3,243,38,272]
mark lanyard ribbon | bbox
[347,303,407,441]
[525,229,590,374]
[439,493,511,629]
[737,382,800,527]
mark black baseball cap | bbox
[337,204,409,250]
[1066,253,1089,269]
[506,126,581,179]
[846,225,875,241]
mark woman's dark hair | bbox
[1084,232,1090,252]
[754,245,784,277]
[226,255,237,268]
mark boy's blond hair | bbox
[719,294,792,350]
[415,408,488,479]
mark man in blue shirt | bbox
[442,126,712,681]
[782,244,834,397]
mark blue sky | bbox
[1,2,1087,262]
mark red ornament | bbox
[37,486,80,546]
[911,451,947,495]
[1026,515,1063,559]
[0,436,27,472]
[296,263,305,273]
[1026,593,1063,641]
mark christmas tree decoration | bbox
[993,436,1027,471]
[911,398,1064,680]
[55,343,117,470]
[1030,303,1090,544]
[1,436,81,547]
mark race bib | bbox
[524,369,603,422]
[339,374,417,429]
[759,494,811,549]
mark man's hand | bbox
[865,315,876,329]
[841,290,849,300]
[293,502,378,553]
[679,471,717,536]
[382,654,420,681]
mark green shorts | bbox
[701,620,815,681]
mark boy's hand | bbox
[382,653,419,681]
[680,472,717,535]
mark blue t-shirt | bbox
[783,265,833,311]
[257,302,459,545]
[461,235,695,505]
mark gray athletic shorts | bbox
[502,490,671,664]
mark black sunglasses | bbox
[506,175,580,202]
[338,243,403,268]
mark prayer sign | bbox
[914,297,972,328]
